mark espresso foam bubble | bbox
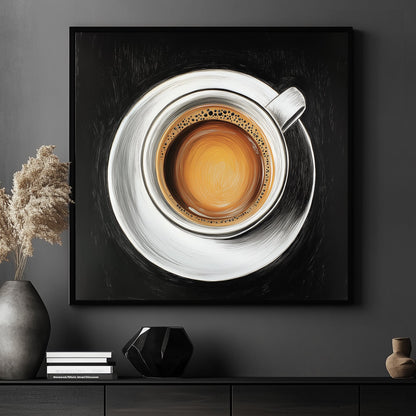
[156,104,274,226]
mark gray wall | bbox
[1,0,415,377]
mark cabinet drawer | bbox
[107,385,229,416]
[233,385,358,416]
[361,385,416,415]
[0,385,103,416]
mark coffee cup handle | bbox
[265,87,306,133]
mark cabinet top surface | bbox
[0,377,415,385]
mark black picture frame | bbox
[70,27,353,305]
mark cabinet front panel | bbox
[0,385,103,416]
[361,385,416,416]
[107,385,229,416]
[233,385,358,416]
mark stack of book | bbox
[46,352,117,380]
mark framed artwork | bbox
[70,27,352,304]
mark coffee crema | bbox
[156,104,274,226]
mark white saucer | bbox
[108,69,315,282]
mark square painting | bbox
[70,27,352,304]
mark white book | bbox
[47,357,109,364]
[47,365,113,374]
[46,352,112,358]
[47,374,117,380]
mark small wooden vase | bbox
[386,337,416,379]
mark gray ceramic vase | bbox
[0,280,50,380]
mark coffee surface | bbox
[165,120,263,219]
[156,104,274,226]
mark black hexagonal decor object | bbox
[122,326,193,377]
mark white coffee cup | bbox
[142,86,305,238]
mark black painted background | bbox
[72,28,350,303]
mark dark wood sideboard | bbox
[0,378,415,416]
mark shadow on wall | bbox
[185,339,237,377]
[351,29,365,306]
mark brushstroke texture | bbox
[108,70,315,281]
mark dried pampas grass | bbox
[0,145,72,280]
